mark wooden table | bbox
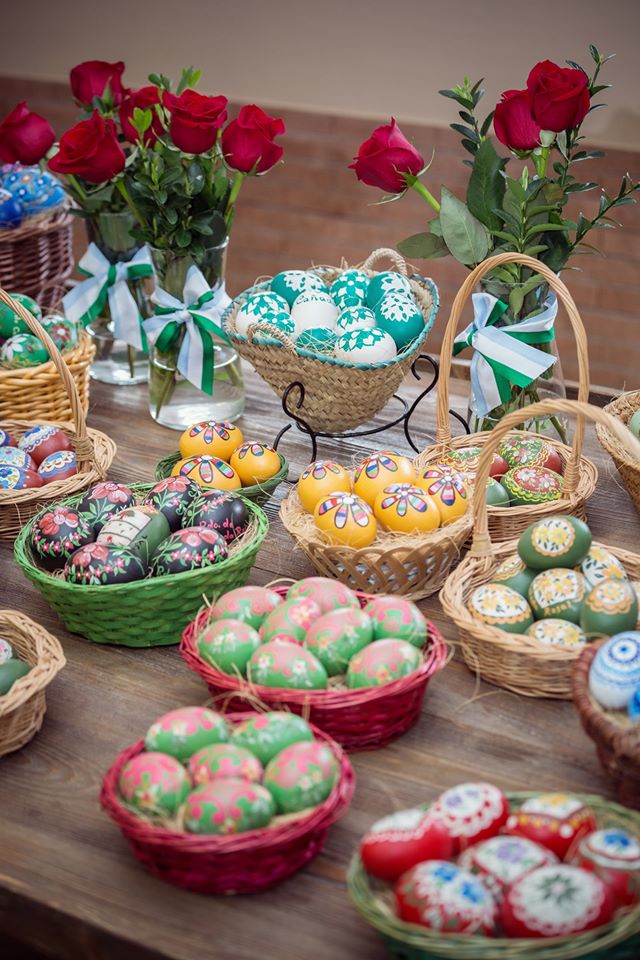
[1,367,638,960]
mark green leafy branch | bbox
[438,77,494,158]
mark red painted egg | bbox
[0,446,36,471]
[37,449,77,483]
[459,836,558,900]
[18,424,72,466]
[430,782,509,854]
[0,428,17,448]
[499,435,564,475]
[0,464,42,489]
[395,860,498,935]
[361,808,454,881]
[439,446,506,483]
[567,828,640,907]
[505,793,597,860]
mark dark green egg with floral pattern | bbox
[76,481,135,534]
[183,778,275,834]
[31,506,94,570]
[492,555,537,599]
[97,505,170,564]
[231,711,314,764]
[150,526,227,576]
[143,476,202,531]
[1,333,48,368]
[528,568,587,623]
[519,516,592,570]
[64,542,147,585]
[0,293,41,337]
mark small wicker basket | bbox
[596,390,640,516]
[222,248,439,433]
[0,609,65,758]
[155,450,289,506]
[0,209,74,308]
[440,398,640,699]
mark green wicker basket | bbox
[347,792,640,960]
[13,484,269,647]
[154,452,289,507]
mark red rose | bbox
[493,89,541,152]
[527,60,590,132]
[70,60,126,107]
[119,86,163,145]
[221,105,285,174]
[0,101,55,164]
[49,112,126,184]
[349,118,424,194]
[162,89,228,154]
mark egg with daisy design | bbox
[416,464,469,524]
[171,454,241,491]
[178,420,244,460]
[331,269,370,308]
[230,441,282,485]
[353,451,416,505]
[297,460,351,512]
[270,269,328,306]
[314,491,378,548]
[373,483,440,534]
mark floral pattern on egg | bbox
[467,584,533,631]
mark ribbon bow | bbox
[453,291,558,418]
[143,265,232,395]
[62,242,154,351]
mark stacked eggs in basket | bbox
[0,423,78,490]
[0,293,79,369]
[169,420,283,493]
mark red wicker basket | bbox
[100,711,355,895]
[180,588,448,751]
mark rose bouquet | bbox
[350,47,639,436]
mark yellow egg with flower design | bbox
[353,451,416,506]
[230,442,282,485]
[297,460,351,512]
[416,464,469,525]
[314,491,377,548]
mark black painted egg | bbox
[186,489,249,544]
[76,481,135,534]
[31,506,95,570]
[64,542,147,585]
[150,526,228,576]
[142,476,202,531]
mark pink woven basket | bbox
[100,711,355,895]
[180,588,448,751]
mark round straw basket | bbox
[222,248,439,433]
[572,640,640,810]
[155,450,289,506]
[13,485,269,647]
[0,292,115,541]
[347,791,640,960]
[0,208,74,307]
[420,252,597,542]
[596,391,640,516]
[180,585,447,750]
[100,710,355,894]
[440,398,640,699]
[0,609,65,758]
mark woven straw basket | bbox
[440,398,640,700]
[596,390,640,516]
[573,640,640,810]
[348,792,640,960]
[0,609,65,757]
[101,711,355,894]
[0,291,115,541]
[421,252,597,542]
[0,209,74,308]
[222,248,438,433]
[155,450,290,506]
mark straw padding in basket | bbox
[100,711,355,894]
[440,398,640,700]
[420,252,597,541]
[596,390,640,516]
[0,609,65,757]
[348,791,640,960]
[573,640,640,810]
[0,208,74,307]
[0,289,116,540]
[180,586,448,750]
[223,248,438,433]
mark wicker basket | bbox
[222,248,439,433]
[440,398,640,699]
[421,252,597,542]
[348,791,640,960]
[180,585,447,750]
[573,640,640,810]
[0,209,74,307]
[0,609,65,757]
[14,485,269,647]
[100,710,355,894]
[155,450,290,506]
[596,391,640,516]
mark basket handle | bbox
[360,248,409,276]
[245,321,299,352]
[469,397,640,558]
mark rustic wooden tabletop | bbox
[1,365,638,960]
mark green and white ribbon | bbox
[62,242,154,351]
[143,266,232,395]
[453,291,558,418]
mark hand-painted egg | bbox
[568,828,640,907]
[581,579,638,636]
[364,595,428,648]
[40,314,78,352]
[589,632,640,709]
[505,794,596,859]
[290,291,339,333]
[183,778,275,834]
[629,409,640,439]
[431,783,509,853]
[437,446,504,484]
[346,638,421,688]
[335,305,376,334]
[98,506,170,564]
[416,464,469,525]
[374,483,441,534]
[0,638,14,664]
[235,292,290,336]
[486,477,511,507]
[526,619,587,648]
[18,424,72,466]
[178,419,244,460]
[150,526,227,576]
[0,659,31,695]
[170,454,241,491]
[374,293,424,350]
[270,269,328,306]
[196,618,261,676]
[142,476,203,531]
[247,641,328,689]
[0,446,36,470]
[37,449,77,483]
[230,442,281,485]
[499,435,563,475]
[467,584,534,632]
[295,327,337,355]
[287,576,359,613]
[0,429,16,449]
[231,712,314,765]
[500,864,614,938]
[264,740,338,813]
[304,608,373,675]
[629,688,640,720]
[334,327,397,364]
[186,489,248,543]
[579,545,628,589]
[460,836,558,901]
[254,311,296,346]
[314,492,378,548]
[354,452,416,506]
[0,188,22,227]
[118,752,190,816]
[144,706,229,761]
[63,542,147,585]
[331,269,370,308]
[76,481,135,534]
[360,808,454,881]
[0,464,42,489]
[518,516,592,570]
[31,506,94,570]
[0,292,41,337]
[260,597,323,645]
[502,465,564,506]
[187,743,263,786]
[394,860,497,934]
[297,460,352,512]
[1,333,49,368]
[493,555,537,598]
[2,166,65,214]
[528,568,586,623]
[366,271,412,308]
[210,585,283,630]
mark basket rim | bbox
[0,329,93,384]
[596,390,640,472]
[0,206,74,243]
[154,450,290,499]
[572,640,640,747]
[0,609,66,714]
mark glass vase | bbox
[85,210,150,386]
[147,239,245,430]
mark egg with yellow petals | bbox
[179,420,244,460]
[353,451,416,507]
[373,483,441,534]
[314,492,377,548]
[171,455,241,491]
[297,460,351,512]
[416,464,469,525]
[230,442,282,486]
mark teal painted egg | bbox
[40,314,78,352]
[486,477,511,507]
[253,310,296,345]
[518,516,592,570]
[196,618,261,676]
[0,638,14,664]
[187,743,263,786]
[331,269,370,308]
[335,327,397,364]
[270,270,328,306]
[260,597,323,645]
[528,569,587,623]
[364,595,428,648]
[0,293,40,337]
[580,545,628,589]
[366,271,412,308]
[37,449,77,483]
[492,555,537,599]
[118,752,191,817]
[75,481,135,534]
[374,293,424,349]
[183,778,275,834]
[235,292,290,336]
[335,305,376,334]
[0,446,36,470]
[629,410,640,439]
[295,327,337,355]
[0,658,30,695]
[502,466,563,506]
[231,712,314,765]
[264,740,338,814]
[144,706,229,761]
[304,608,373,675]
[290,291,339,334]
[31,506,94,570]
[149,526,227,576]
[247,641,328,689]
[526,619,587,649]
[467,584,534,632]
[1,333,48,368]
[142,476,202,531]
[63,542,146,585]
[210,585,283,630]
[580,579,638,636]
[97,505,171,565]
[346,638,421,688]
[287,577,360,614]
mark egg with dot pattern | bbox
[589,632,640,709]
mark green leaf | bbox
[524,244,549,256]
[396,229,449,259]
[466,138,506,232]
[450,123,480,143]
[524,223,569,239]
[176,227,192,248]
[439,187,491,266]
[509,286,525,315]
[589,44,601,63]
